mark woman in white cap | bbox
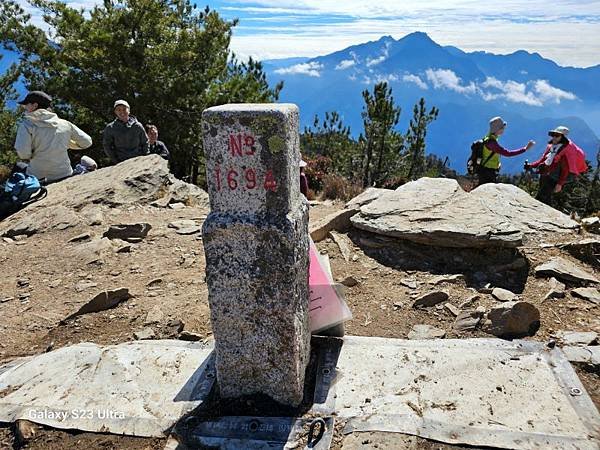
[477,116,535,185]
[526,126,588,205]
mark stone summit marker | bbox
[201,104,310,406]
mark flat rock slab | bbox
[351,178,578,248]
[535,257,599,285]
[572,287,600,305]
[314,336,600,450]
[0,340,215,437]
[555,331,598,346]
[491,287,517,302]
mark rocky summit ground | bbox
[0,157,599,449]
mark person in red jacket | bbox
[526,126,588,206]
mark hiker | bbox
[477,116,535,185]
[145,124,170,160]
[299,159,309,198]
[73,155,98,175]
[14,91,92,183]
[525,126,588,206]
[102,100,148,164]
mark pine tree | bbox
[360,82,401,187]
[0,0,281,181]
[405,98,439,180]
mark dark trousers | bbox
[477,167,498,186]
[536,175,557,206]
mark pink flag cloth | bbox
[308,238,353,333]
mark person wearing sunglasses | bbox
[525,126,588,206]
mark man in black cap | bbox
[14,91,92,182]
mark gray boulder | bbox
[0,155,209,238]
[487,301,540,338]
[351,178,578,248]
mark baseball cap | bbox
[18,91,52,109]
[114,99,130,109]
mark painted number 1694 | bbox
[214,166,277,192]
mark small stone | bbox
[49,279,63,289]
[444,303,461,316]
[0,297,13,303]
[63,288,131,321]
[352,255,359,262]
[147,278,163,287]
[74,280,98,292]
[169,202,186,210]
[13,235,27,241]
[492,287,517,302]
[400,278,418,289]
[487,301,540,339]
[572,288,600,305]
[15,420,39,444]
[412,291,449,308]
[3,237,14,243]
[145,306,165,325]
[168,219,201,235]
[340,276,360,287]
[151,195,172,208]
[535,257,599,285]
[330,231,353,262]
[561,346,600,366]
[544,277,566,300]
[68,232,91,243]
[459,294,480,309]
[453,309,485,331]
[179,330,203,341]
[167,319,185,334]
[554,331,598,346]
[134,328,156,340]
[408,324,446,340]
[110,271,122,277]
[103,223,152,243]
[17,278,30,288]
[430,274,464,285]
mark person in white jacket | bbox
[14,91,92,182]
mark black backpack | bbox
[467,137,494,174]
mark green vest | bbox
[481,134,501,170]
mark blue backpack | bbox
[0,169,47,220]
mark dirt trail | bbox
[0,200,598,449]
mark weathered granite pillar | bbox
[201,104,310,406]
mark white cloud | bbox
[533,79,577,103]
[366,41,390,67]
[335,59,356,70]
[402,74,428,89]
[274,61,323,76]
[480,76,576,106]
[425,69,478,94]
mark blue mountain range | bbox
[263,32,600,174]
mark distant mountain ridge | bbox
[263,32,600,173]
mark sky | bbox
[20,0,600,67]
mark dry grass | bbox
[321,174,362,201]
